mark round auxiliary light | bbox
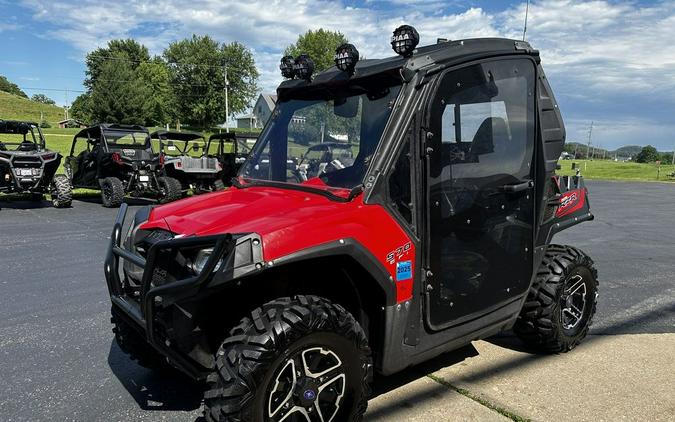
[334,43,360,73]
[293,54,315,80]
[280,55,295,79]
[391,25,419,57]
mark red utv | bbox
[104,26,597,421]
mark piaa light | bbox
[391,25,419,57]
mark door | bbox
[425,58,536,329]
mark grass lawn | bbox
[558,159,675,182]
[0,91,66,124]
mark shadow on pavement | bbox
[75,196,156,206]
[0,198,54,209]
[371,344,478,398]
[473,298,675,385]
[107,340,204,412]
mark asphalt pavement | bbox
[0,180,673,421]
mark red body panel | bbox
[141,187,415,302]
[556,188,587,218]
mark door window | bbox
[427,58,536,327]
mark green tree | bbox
[31,94,56,105]
[284,29,348,72]
[0,75,27,98]
[69,93,92,123]
[85,39,150,90]
[89,55,146,124]
[164,35,259,127]
[634,145,659,163]
[136,58,174,126]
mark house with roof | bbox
[57,118,87,129]
[253,94,276,126]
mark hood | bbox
[139,184,416,303]
[142,185,362,239]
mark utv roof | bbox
[0,120,39,134]
[74,123,149,139]
[150,130,204,142]
[208,132,236,141]
[277,38,538,99]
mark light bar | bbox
[334,43,359,74]
[391,25,419,57]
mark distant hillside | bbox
[0,91,65,124]
[611,145,642,157]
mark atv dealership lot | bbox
[0,180,673,421]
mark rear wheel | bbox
[514,244,598,352]
[204,295,372,422]
[157,176,182,203]
[100,177,124,208]
[50,174,72,208]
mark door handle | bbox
[499,180,533,193]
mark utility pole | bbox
[522,0,530,41]
[586,121,593,159]
[672,142,675,165]
[224,66,230,133]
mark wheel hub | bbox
[267,346,346,422]
[561,274,587,330]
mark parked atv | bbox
[104,26,598,422]
[0,120,72,207]
[206,132,251,185]
[151,130,224,193]
[64,124,181,207]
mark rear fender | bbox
[539,175,593,244]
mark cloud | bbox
[0,22,19,32]
[13,0,675,149]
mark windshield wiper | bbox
[231,177,363,203]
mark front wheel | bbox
[204,295,372,422]
[514,244,598,352]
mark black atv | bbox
[206,133,251,185]
[64,124,181,207]
[151,130,224,193]
[0,120,72,207]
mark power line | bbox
[87,54,231,70]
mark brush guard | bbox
[104,203,263,378]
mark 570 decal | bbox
[386,242,411,264]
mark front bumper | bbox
[104,203,263,378]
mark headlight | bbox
[191,248,223,274]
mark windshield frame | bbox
[239,78,403,197]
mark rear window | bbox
[105,131,151,148]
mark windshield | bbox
[207,138,252,155]
[0,124,43,151]
[241,83,401,190]
[104,130,151,150]
[163,139,205,157]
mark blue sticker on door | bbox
[396,260,412,281]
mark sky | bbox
[1,0,675,150]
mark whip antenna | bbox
[522,0,530,41]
